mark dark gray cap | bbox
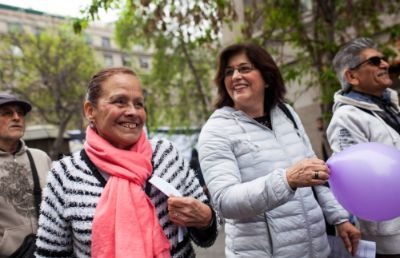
[0,94,32,113]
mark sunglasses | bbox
[0,109,25,118]
[350,56,388,70]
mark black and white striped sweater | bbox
[35,139,219,258]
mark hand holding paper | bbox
[328,236,376,258]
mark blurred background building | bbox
[0,3,153,157]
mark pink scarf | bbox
[84,126,171,258]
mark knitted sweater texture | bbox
[35,139,218,258]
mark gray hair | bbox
[333,38,378,92]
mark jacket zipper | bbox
[273,129,314,258]
[233,109,314,256]
[264,213,274,254]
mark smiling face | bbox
[84,73,146,150]
[224,52,266,117]
[0,104,25,151]
[349,48,392,96]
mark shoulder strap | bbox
[347,105,374,116]
[278,102,298,130]
[26,149,42,219]
[144,159,155,197]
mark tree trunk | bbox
[180,38,209,121]
[49,118,70,160]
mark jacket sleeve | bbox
[155,140,220,247]
[327,105,370,155]
[35,162,73,258]
[289,105,349,225]
[180,154,220,248]
[198,122,295,220]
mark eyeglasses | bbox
[350,56,388,70]
[0,109,25,118]
[224,64,254,77]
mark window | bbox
[83,33,93,45]
[104,54,113,67]
[300,0,312,12]
[122,56,132,67]
[139,58,150,69]
[34,27,44,37]
[102,37,110,48]
[8,23,23,34]
[135,44,144,51]
[11,45,23,57]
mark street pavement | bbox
[193,224,226,258]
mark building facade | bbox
[0,3,152,71]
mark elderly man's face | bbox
[350,48,392,96]
[0,104,26,143]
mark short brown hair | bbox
[213,43,286,114]
[86,67,141,106]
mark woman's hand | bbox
[286,158,330,189]
[168,195,212,230]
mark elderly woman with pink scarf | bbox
[35,67,218,258]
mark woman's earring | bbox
[90,121,94,128]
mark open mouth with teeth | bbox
[234,85,248,91]
[120,123,138,129]
[377,72,387,77]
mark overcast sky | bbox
[0,0,119,23]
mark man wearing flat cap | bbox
[0,94,51,257]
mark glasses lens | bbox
[238,65,252,74]
[1,110,14,118]
[224,69,234,77]
[16,110,25,117]
[382,56,388,63]
[369,56,382,66]
[0,110,25,118]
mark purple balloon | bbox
[327,142,400,222]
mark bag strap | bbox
[278,103,331,190]
[144,160,155,197]
[278,102,298,130]
[26,149,42,219]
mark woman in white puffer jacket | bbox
[198,43,360,258]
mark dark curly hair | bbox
[213,43,286,114]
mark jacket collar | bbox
[0,139,26,156]
[333,88,399,113]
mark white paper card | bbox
[149,175,183,197]
[328,236,376,258]
[178,226,188,242]
[148,175,187,242]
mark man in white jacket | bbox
[328,37,400,258]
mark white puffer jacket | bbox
[327,88,400,254]
[198,105,349,258]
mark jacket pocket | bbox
[233,140,258,160]
[0,224,35,257]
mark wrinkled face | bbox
[0,104,25,143]
[351,48,392,95]
[85,74,146,150]
[224,53,266,114]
